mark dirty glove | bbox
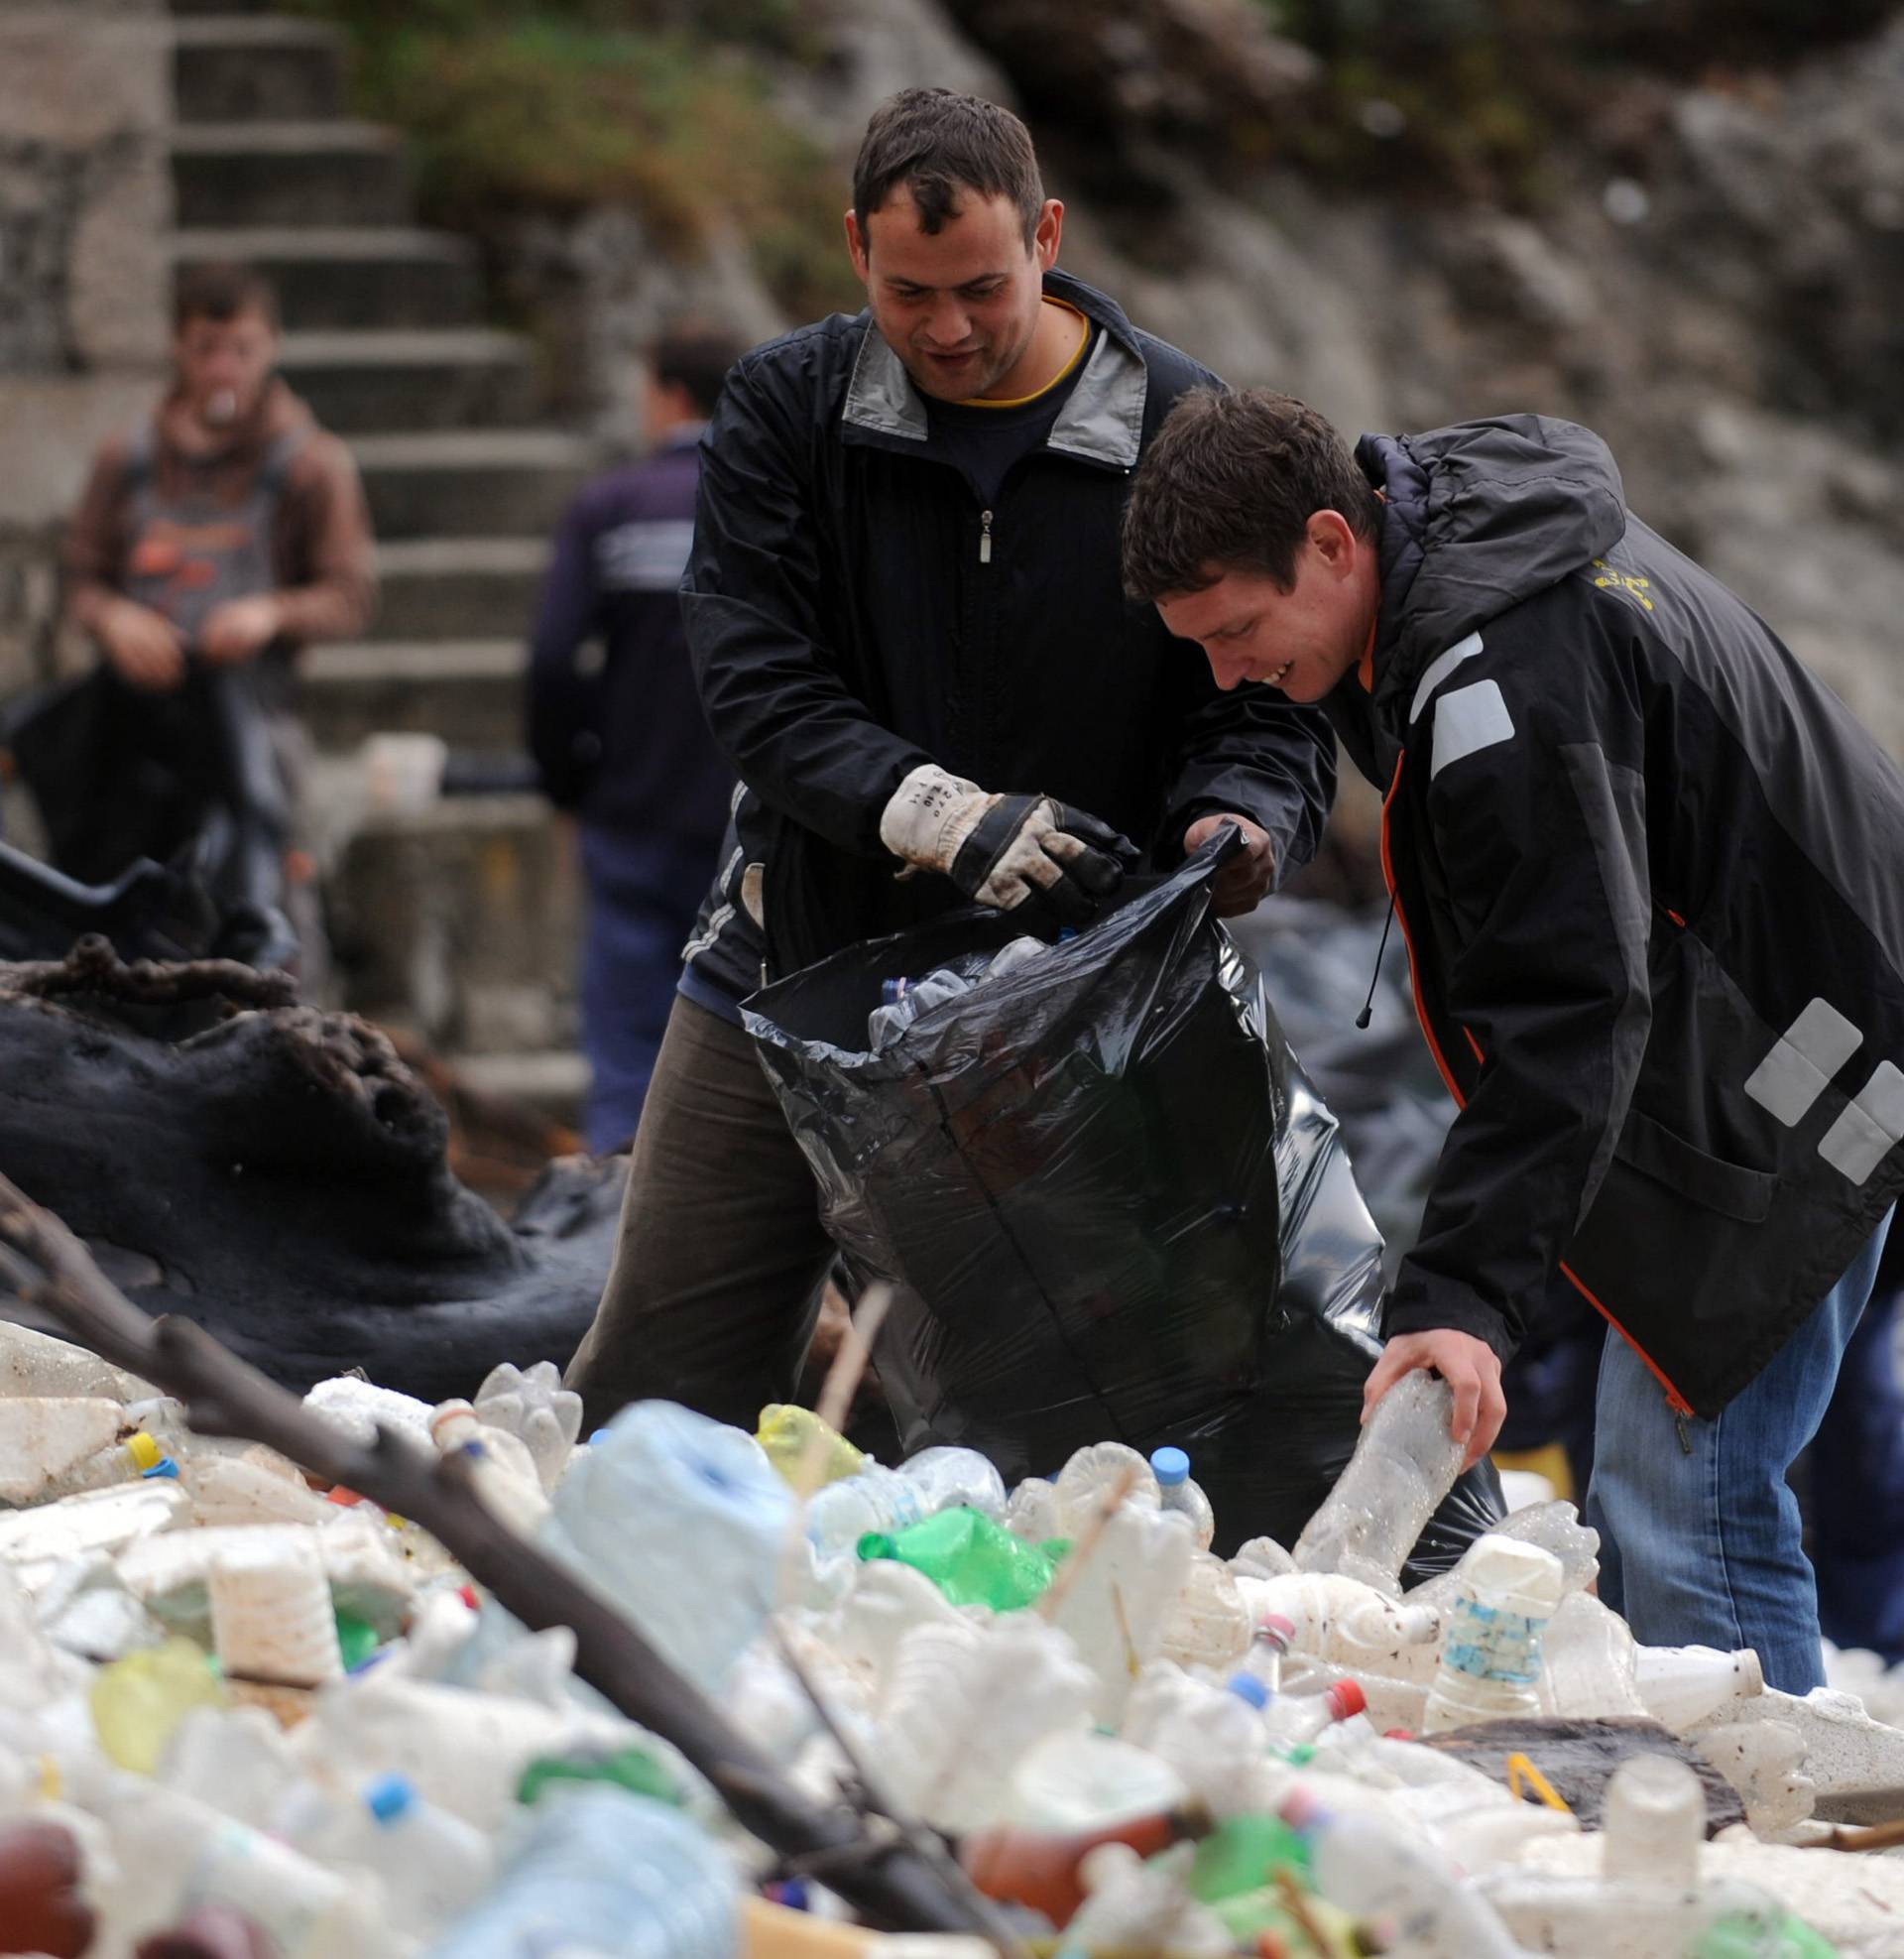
[880,763,1135,929]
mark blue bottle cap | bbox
[1227,1672,1270,1709]
[366,1773,415,1823]
[1150,1446,1190,1486]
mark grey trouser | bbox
[562,993,835,1433]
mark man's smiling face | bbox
[846,183,1058,402]
[1154,514,1374,702]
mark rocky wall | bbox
[0,2,173,698]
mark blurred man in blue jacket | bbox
[527,326,745,1152]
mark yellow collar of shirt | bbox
[955,300,1091,410]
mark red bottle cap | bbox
[1326,1678,1367,1720]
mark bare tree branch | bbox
[0,1171,986,1937]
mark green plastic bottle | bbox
[858,1506,1062,1611]
[89,1637,226,1775]
[1183,1812,1314,1902]
[516,1745,683,1809]
[1691,1910,1840,1958]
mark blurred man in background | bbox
[527,325,744,1154]
[55,262,374,974]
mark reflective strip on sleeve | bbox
[1429,679,1515,778]
[1743,998,1862,1127]
[596,519,696,592]
[1409,631,1485,724]
[1819,1059,1904,1185]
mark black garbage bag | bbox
[745,834,1501,1572]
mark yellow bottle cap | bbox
[126,1431,164,1471]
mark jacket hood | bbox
[1359,416,1627,711]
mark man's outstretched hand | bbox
[1184,812,1275,917]
[1362,1326,1506,1469]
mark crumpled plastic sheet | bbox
[744,837,1501,1572]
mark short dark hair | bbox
[173,262,280,335]
[1122,388,1382,601]
[853,87,1044,247]
[653,324,747,419]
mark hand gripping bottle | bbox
[1293,1371,1466,1596]
[1420,1534,1565,1734]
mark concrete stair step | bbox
[325,787,578,1052]
[172,227,483,331]
[173,17,346,123]
[302,639,525,751]
[171,122,411,228]
[350,429,595,540]
[279,328,539,432]
[373,537,548,641]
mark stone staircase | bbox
[166,0,589,1112]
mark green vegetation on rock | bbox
[287,0,856,319]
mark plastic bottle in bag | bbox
[298,1774,493,1940]
[867,968,979,1047]
[1293,1371,1466,1595]
[898,1445,1009,1520]
[1419,1534,1565,1734]
[1150,1447,1217,1550]
[426,1785,737,1959]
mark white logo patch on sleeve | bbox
[1429,678,1516,778]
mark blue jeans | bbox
[579,827,717,1156]
[1587,1213,1892,1693]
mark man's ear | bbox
[1033,198,1064,271]
[845,209,870,283]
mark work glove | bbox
[880,763,1136,930]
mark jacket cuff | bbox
[1380,1285,1517,1365]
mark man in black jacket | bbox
[563,92,1336,1427]
[1123,387,1904,1690]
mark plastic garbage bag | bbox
[743,834,1501,1571]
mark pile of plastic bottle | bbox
[5,1323,1904,1958]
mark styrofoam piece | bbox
[0,1320,157,1402]
[183,1453,336,1529]
[820,1557,967,1700]
[302,1375,435,1445]
[0,1479,189,1569]
[1689,1682,1904,1800]
[1694,1719,1816,1836]
[40,1582,165,1664]
[1512,1826,1904,1956]
[0,1398,126,1503]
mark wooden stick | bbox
[1821,1815,1904,1853]
[0,1174,985,1937]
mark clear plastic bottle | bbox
[1308,1807,1525,1958]
[898,1444,1009,1520]
[1632,1645,1764,1732]
[1236,1612,1294,1694]
[1050,1440,1161,1536]
[1293,1371,1467,1596]
[540,1400,792,1692]
[1230,1672,1368,1749]
[1539,1590,1650,1719]
[1149,1447,1217,1550]
[867,968,978,1047]
[472,1359,582,1492]
[299,1773,494,1941]
[98,1780,401,1957]
[426,1785,737,1959]
[874,1615,1096,1832]
[428,1400,550,1532]
[1419,1534,1565,1734]
[1159,1552,1252,1671]
[1005,1474,1062,1543]
[804,1460,926,1560]
[1601,1752,1704,1885]
[1406,1499,1600,1614]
